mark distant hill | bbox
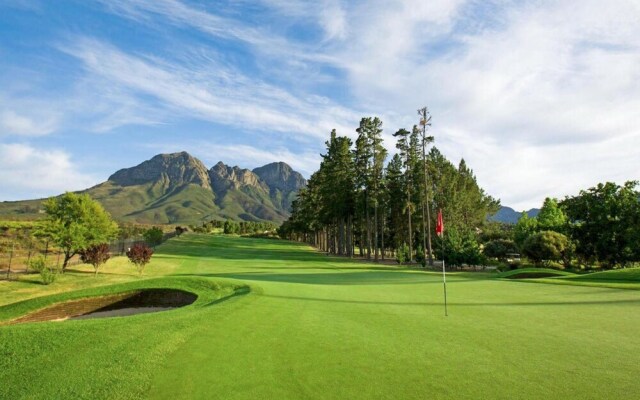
[0,152,307,225]
[490,206,540,224]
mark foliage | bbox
[118,223,147,240]
[537,197,567,233]
[221,220,276,235]
[126,243,154,275]
[560,181,640,269]
[514,212,539,248]
[282,110,499,264]
[483,239,518,260]
[479,221,514,243]
[435,226,485,266]
[39,192,118,271]
[415,246,425,266]
[175,226,187,236]
[80,243,111,276]
[143,227,164,246]
[395,243,410,264]
[521,231,570,267]
[28,256,59,285]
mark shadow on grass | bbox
[156,235,362,263]
[202,286,251,307]
[260,293,640,307]
[172,271,480,286]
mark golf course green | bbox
[1,234,639,399]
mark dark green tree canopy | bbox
[560,181,640,268]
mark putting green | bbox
[1,234,639,399]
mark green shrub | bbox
[522,231,570,267]
[395,243,409,264]
[143,227,164,246]
[28,256,59,285]
[415,246,425,266]
[483,239,518,260]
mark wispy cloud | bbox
[320,0,640,209]
[60,36,359,140]
[2,0,638,208]
[97,0,338,65]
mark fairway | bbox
[1,234,639,400]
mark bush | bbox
[483,239,518,260]
[80,243,111,276]
[435,227,486,267]
[126,243,154,275]
[28,256,59,285]
[396,243,410,264]
[143,227,164,246]
[415,246,425,266]
[521,231,570,267]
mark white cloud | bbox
[0,110,55,136]
[0,98,60,137]
[324,0,640,209]
[0,143,99,200]
[60,37,359,140]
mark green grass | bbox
[1,234,640,399]
[497,267,575,279]
[568,268,640,282]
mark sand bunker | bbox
[9,289,197,324]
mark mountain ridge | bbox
[0,152,307,225]
[490,206,540,224]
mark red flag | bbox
[436,209,444,236]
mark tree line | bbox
[507,181,640,269]
[278,108,500,266]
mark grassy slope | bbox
[1,235,640,399]
[497,268,575,279]
[0,182,287,224]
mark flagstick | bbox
[436,209,448,316]
[442,246,448,317]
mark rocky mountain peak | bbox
[253,162,306,192]
[108,151,211,189]
[209,162,268,191]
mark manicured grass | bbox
[1,234,639,399]
[497,267,575,279]
[568,267,640,282]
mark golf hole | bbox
[10,289,197,324]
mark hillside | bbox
[0,152,306,225]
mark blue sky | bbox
[1,0,639,210]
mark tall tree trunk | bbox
[407,192,413,262]
[359,222,365,258]
[381,211,385,260]
[347,215,353,257]
[338,219,345,255]
[421,115,434,266]
[366,192,371,259]
[374,199,379,261]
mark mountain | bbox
[252,162,306,211]
[490,206,540,224]
[0,152,307,225]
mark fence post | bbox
[26,241,33,273]
[7,240,14,280]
